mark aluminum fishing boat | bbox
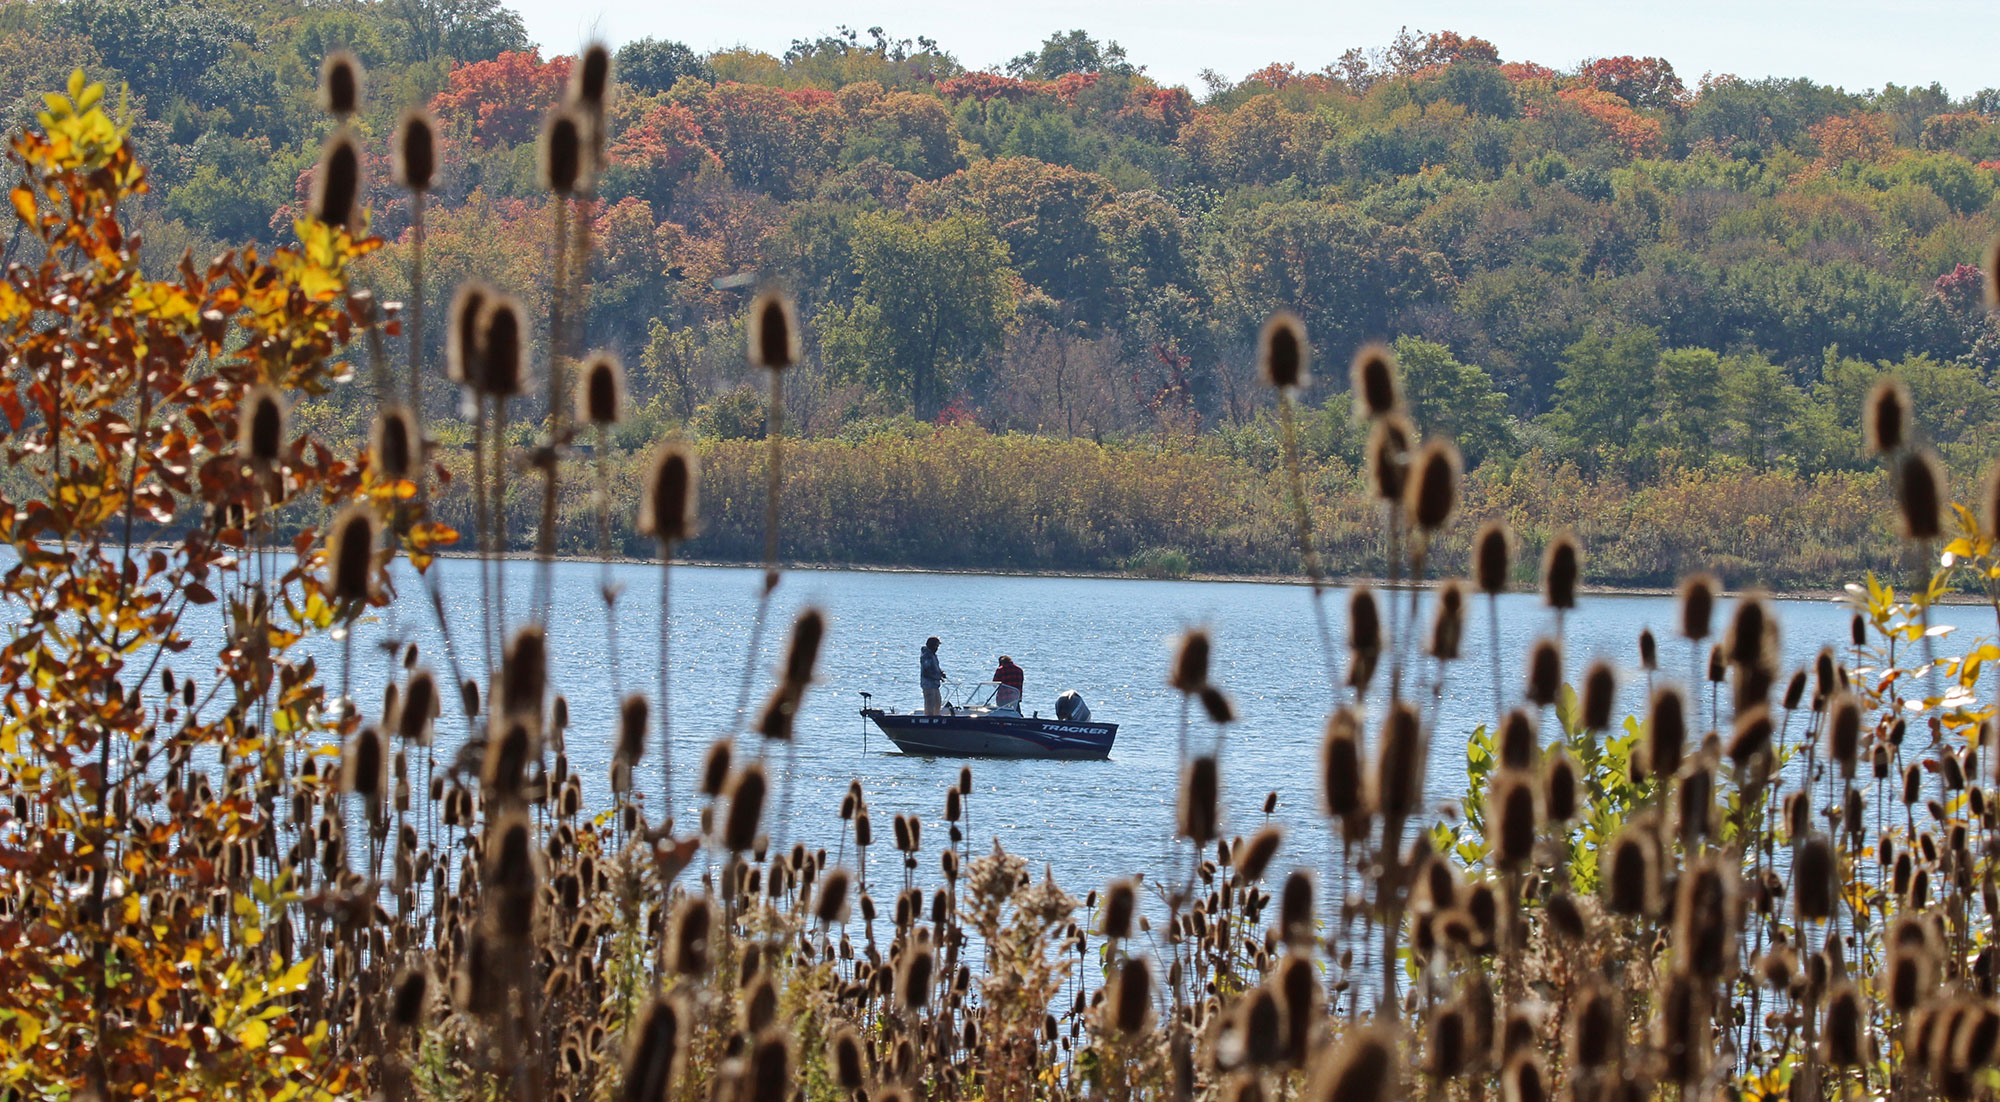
[860,682,1116,760]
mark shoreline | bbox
[105,539,1937,604]
[416,548,1889,604]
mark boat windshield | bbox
[947,681,1021,714]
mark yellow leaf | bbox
[271,957,314,995]
[236,1017,270,1049]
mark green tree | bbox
[1551,327,1661,475]
[616,37,714,94]
[1644,347,1725,465]
[1006,30,1134,80]
[1392,336,1513,466]
[822,212,1018,417]
[1717,353,1806,468]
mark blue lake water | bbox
[162,556,1999,906]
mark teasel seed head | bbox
[342,725,386,811]
[667,896,712,977]
[372,405,418,482]
[1406,439,1461,533]
[1725,591,1772,670]
[238,384,287,466]
[783,606,826,688]
[1373,701,1424,821]
[1179,755,1219,844]
[1279,869,1313,945]
[616,694,648,767]
[1199,685,1234,725]
[1474,521,1511,594]
[1727,704,1774,769]
[578,352,625,426]
[1428,1004,1468,1079]
[748,289,799,370]
[318,50,364,118]
[1317,1024,1398,1102]
[829,1025,864,1090]
[1524,637,1562,709]
[1828,693,1861,778]
[1672,858,1736,977]
[396,668,437,744]
[482,719,531,799]
[621,995,683,1102]
[1429,579,1465,661]
[1541,533,1579,610]
[1348,584,1382,656]
[1102,877,1137,939]
[1544,749,1578,822]
[1819,983,1866,1066]
[1647,686,1687,776]
[1237,825,1281,882]
[326,504,378,603]
[1111,956,1153,1034]
[1897,450,1944,540]
[1499,709,1537,770]
[1706,644,1725,684]
[446,282,490,385]
[501,625,547,720]
[813,866,851,924]
[1603,824,1657,915]
[563,41,610,107]
[312,130,362,230]
[389,966,428,1028]
[476,295,526,399]
[1501,1053,1545,1102]
[1349,343,1400,420]
[1321,708,1365,823]
[1676,573,1717,640]
[896,941,934,1010]
[723,764,767,851]
[1365,415,1414,502]
[1171,629,1210,693]
[542,108,585,195]
[1638,627,1657,671]
[1580,660,1615,731]
[392,108,437,193]
[1489,772,1538,869]
[1865,377,1909,454]
[1259,311,1310,391]
[640,442,700,547]
[1795,834,1835,921]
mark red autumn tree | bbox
[430,49,573,147]
[1577,56,1685,111]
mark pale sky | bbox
[513,0,1996,99]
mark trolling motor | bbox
[858,692,872,755]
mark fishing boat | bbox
[860,682,1117,760]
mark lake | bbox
[181,555,1997,912]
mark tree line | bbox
[4,2,1999,582]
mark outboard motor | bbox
[1055,690,1090,722]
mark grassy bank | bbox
[418,426,1905,590]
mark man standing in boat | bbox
[921,636,947,715]
[993,655,1025,708]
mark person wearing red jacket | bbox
[992,655,1025,708]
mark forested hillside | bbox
[5,1,1999,582]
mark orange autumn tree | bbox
[0,71,441,1096]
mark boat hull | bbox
[863,709,1116,760]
